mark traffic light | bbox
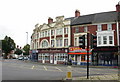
[91,34,97,48]
[79,35,85,49]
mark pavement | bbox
[67,74,119,80]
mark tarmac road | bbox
[2,59,118,80]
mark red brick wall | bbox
[64,34,68,37]
[39,37,50,42]
[45,60,50,63]
[57,61,65,64]
[112,23,117,46]
[38,60,42,63]
[88,25,97,35]
[102,24,107,31]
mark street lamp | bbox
[26,32,28,45]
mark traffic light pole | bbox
[87,33,89,79]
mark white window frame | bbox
[98,36,101,45]
[107,24,112,30]
[103,36,107,44]
[84,26,88,32]
[97,24,102,31]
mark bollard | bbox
[66,66,72,80]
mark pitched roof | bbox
[66,11,119,26]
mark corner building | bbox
[30,16,71,64]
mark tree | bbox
[14,46,23,55]
[2,36,16,58]
[23,44,30,55]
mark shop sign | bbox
[69,47,91,52]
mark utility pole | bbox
[87,33,89,79]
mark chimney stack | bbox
[75,9,80,17]
[116,2,120,12]
[48,17,53,24]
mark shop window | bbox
[45,54,49,60]
[81,55,85,61]
[38,54,42,60]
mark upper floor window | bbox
[45,31,47,37]
[103,36,107,44]
[42,40,48,48]
[84,26,87,32]
[75,27,79,33]
[75,38,77,46]
[56,39,63,47]
[37,33,39,38]
[64,39,68,46]
[48,30,50,36]
[107,24,112,30]
[64,27,68,34]
[97,24,102,31]
[109,36,113,44]
[56,28,63,35]
[51,30,54,36]
[42,32,44,37]
[60,39,62,46]
[51,40,54,47]
[98,36,101,45]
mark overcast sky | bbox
[0,0,119,48]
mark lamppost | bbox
[26,32,28,45]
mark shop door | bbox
[54,55,57,64]
[50,55,53,63]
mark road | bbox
[2,59,118,80]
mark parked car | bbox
[24,57,28,60]
[18,56,24,60]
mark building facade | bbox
[30,16,71,64]
[31,2,120,65]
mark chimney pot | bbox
[48,17,53,24]
[116,2,120,12]
[75,9,80,17]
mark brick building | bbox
[30,2,120,65]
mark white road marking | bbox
[55,67,63,72]
[43,66,47,71]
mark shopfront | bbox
[38,48,68,64]
[92,47,118,66]
[30,50,38,62]
[68,47,92,65]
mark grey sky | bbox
[0,0,119,47]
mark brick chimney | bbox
[48,17,53,24]
[75,9,80,17]
[116,2,120,12]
